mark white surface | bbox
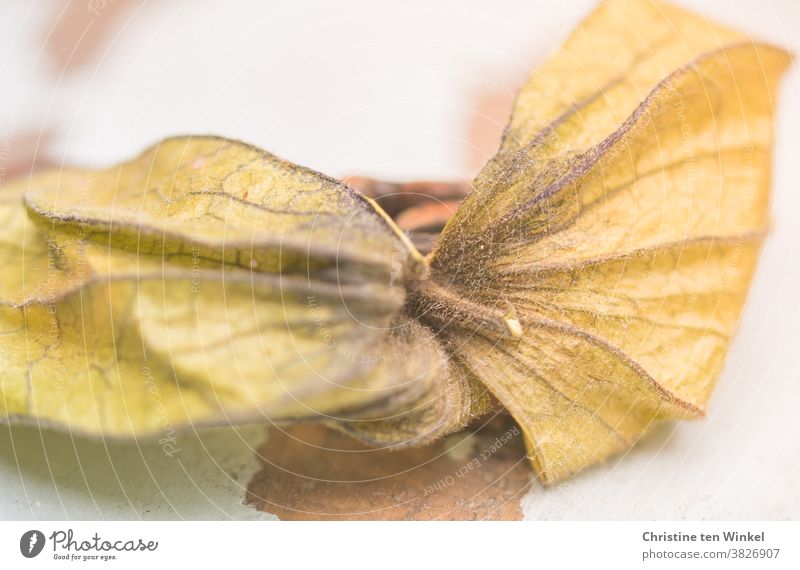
[0,425,273,520]
[0,0,798,520]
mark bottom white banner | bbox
[1,521,798,569]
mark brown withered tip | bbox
[395,199,463,233]
[343,176,469,254]
[343,176,469,218]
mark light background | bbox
[0,0,798,519]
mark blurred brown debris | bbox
[0,131,56,184]
[43,0,137,75]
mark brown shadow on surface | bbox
[246,414,533,520]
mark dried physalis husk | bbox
[0,0,791,483]
[2,137,463,439]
